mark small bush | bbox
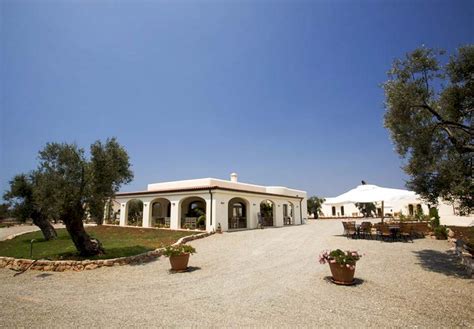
[430,208,440,228]
[434,226,448,240]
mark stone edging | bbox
[0,231,212,272]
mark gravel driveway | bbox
[0,220,472,328]
[0,224,65,241]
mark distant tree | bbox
[3,173,57,240]
[127,200,143,225]
[355,203,376,218]
[260,202,273,218]
[383,45,473,213]
[0,203,10,220]
[307,196,325,218]
[87,138,133,225]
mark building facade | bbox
[110,173,307,232]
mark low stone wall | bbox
[0,231,212,272]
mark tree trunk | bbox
[31,212,57,240]
[63,204,104,257]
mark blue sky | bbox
[1,0,473,198]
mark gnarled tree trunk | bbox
[63,203,104,257]
[31,212,57,240]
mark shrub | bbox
[429,208,440,228]
[162,244,196,257]
[434,226,448,240]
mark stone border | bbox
[0,231,212,272]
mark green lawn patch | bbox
[0,226,196,260]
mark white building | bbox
[111,173,307,232]
[320,183,473,226]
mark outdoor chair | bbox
[379,223,393,241]
[342,221,348,236]
[345,221,357,239]
[399,223,413,242]
[360,221,373,239]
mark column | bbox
[142,201,151,228]
[119,202,128,226]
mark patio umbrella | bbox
[324,184,419,222]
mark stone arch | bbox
[259,200,276,227]
[126,199,143,226]
[149,197,171,228]
[228,197,250,229]
[179,196,207,230]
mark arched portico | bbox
[150,198,171,228]
[179,196,207,230]
[126,199,143,226]
[228,197,249,229]
[260,200,276,227]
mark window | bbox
[283,204,288,217]
[340,206,345,216]
[408,204,414,216]
[332,206,336,216]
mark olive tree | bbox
[4,173,57,240]
[307,196,325,219]
[34,139,133,256]
[383,45,473,213]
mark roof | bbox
[115,185,306,200]
[324,184,419,205]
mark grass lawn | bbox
[0,226,196,260]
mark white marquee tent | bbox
[324,184,418,205]
[324,184,420,221]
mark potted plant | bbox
[163,244,196,271]
[319,249,362,284]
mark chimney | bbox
[230,172,238,183]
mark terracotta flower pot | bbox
[329,262,356,284]
[169,253,190,271]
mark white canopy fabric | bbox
[324,184,419,205]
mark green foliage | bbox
[3,173,48,223]
[429,207,440,228]
[434,226,448,240]
[307,196,325,218]
[196,214,206,227]
[0,203,10,219]
[162,244,196,257]
[355,202,376,217]
[319,249,362,265]
[87,138,133,224]
[260,202,273,217]
[6,138,133,255]
[127,200,143,224]
[383,45,474,213]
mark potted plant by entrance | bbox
[163,245,196,271]
[319,249,362,285]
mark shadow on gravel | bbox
[413,249,470,279]
[168,266,201,274]
[323,276,365,286]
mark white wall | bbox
[114,189,307,232]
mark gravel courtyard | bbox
[1,220,472,328]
